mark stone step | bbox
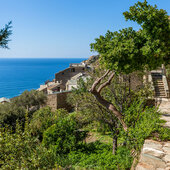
[152,79,163,82]
[153,83,163,84]
[155,92,166,94]
[155,89,165,90]
[153,81,163,83]
[154,85,164,87]
[155,95,166,98]
[152,74,162,77]
[155,95,166,97]
[153,77,162,79]
[154,85,164,88]
[155,88,165,90]
[155,92,165,95]
[152,74,162,76]
[155,92,165,94]
[155,87,165,90]
[155,93,166,95]
[153,78,162,79]
[153,79,163,82]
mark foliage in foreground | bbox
[0,101,170,169]
[42,116,87,154]
[0,90,46,128]
[68,142,132,169]
[30,107,68,140]
[0,120,56,169]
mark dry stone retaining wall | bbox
[46,91,72,111]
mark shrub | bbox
[30,107,69,139]
[0,119,56,169]
[123,101,163,151]
[0,90,46,128]
[42,117,87,154]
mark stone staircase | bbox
[151,73,166,98]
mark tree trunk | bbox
[112,135,118,154]
[91,90,128,131]
[90,70,128,131]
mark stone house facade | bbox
[55,64,87,88]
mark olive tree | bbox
[90,0,170,131]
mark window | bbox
[71,68,75,72]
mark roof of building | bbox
[67,79,77,85]
[48,83,63,90]
[69,63,86,67]
[66,74,90,85]
[71,73,84,80]
[0,97,10,103]
[38,85,48,91]
[55,64,86,76]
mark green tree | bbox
[0,90,47,128]
[42,117,87,154]
[67,68,153,154]
[0,21,12,48]
[90,0,170,131]
[0,114,57,169]
[12,90,47,111]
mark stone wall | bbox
[122,72,143,91]
[56,92,72,111]
[46,91,72,111]
[130,72,143,91]
[168,78,170,90]
[46,93,57,110]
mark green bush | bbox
[30,107,69,139]
[122,101,163,151]
[42,117,87,154]
[0,119,56,169]
[0,90,46,128]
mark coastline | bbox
[0,58,86,98]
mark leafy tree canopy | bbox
[91,0,170,74]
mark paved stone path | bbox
[136,100,170,170]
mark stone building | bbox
[0,97,10,104]
[38,62,88,95]
[66,73,90,91]
[38,81,65,94]
[55,63,87,88]
[38,62,89,111]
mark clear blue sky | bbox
[0,0,169,58]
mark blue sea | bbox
[0,58,85,98]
